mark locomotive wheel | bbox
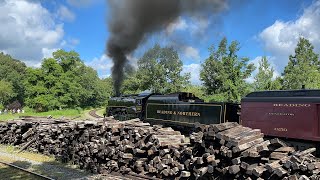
[118,111,127,121]
[122,111,128,121]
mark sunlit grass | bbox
[0,108,85,121]
[0,145,55,162]
[0,145,91,179]
[95,107,106,117]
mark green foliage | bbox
[101,77,114,104]
[182,85,206,100]
[0,80,17,106]
[282,37,320,89]
[134,44,190,94]
[24,49,110,111]
[200,38,255,102]
[0,53,27,104]
[122,75,142,94]
[203,93,229,103]
[253,56,281,91]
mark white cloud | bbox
[166,17,188,34]
[189,17,209,35]
[0,0,65,65]
[60,38,80,49]
[165,16,209,36]
[184,46,200,60]
[259,1,320,69]
[246,56,280,83]
[86,54,139,79]
[86,54,113,78]
[87,54,113,71]
[182,63,202,85]
[57,5,75,22]
[42,47,58,59]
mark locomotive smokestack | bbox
[106,0,227,95]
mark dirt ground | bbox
[0,145,129,180]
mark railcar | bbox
[241,89,320,150]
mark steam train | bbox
[107,92,240,127]
[107,90,320,150]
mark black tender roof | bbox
[246,90,320,97]
[242,89,320,102]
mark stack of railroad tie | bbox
[0,118,320,179]
[0,118,189,178]
[189,122,320,179]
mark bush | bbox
[76,107,83,114]
[23,106,34,113]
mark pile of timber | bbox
[1,118,320,179]
[189,122,320,179]
[0,117,188,178]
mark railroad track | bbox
[88,109,103,118]
[0,160,157,180]
[0,160,54,180]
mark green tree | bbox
[24,49,109,111]
[282,37,320,89]
[0,52,27,104]
[253,56,281,91]
[182,85,206,100]
[136,44,190,94]
[121,75,142,94]
[200,38,255,102]
[0,80,16,107]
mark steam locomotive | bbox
[106,92,240,127]
[107,89,320,150]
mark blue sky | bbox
[1,0,319,84]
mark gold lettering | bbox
[274,128,288,132]
[273,104,311,107]
[156,110,201,117]
[268,112,295,116]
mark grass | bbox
[95,108,106,117]
[0,107,109,121]
[0,146,50,180]
[0,108,84,121]
[0,145,55,162]
[0,145,92,179]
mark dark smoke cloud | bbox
[106,0,228,95]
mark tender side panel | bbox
[241,101,320,141]
[146,103,223,126]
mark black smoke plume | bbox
[106,0,227,96]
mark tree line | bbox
[120,37,320,102]
[0,50,112,112]
[0,37,319,111]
